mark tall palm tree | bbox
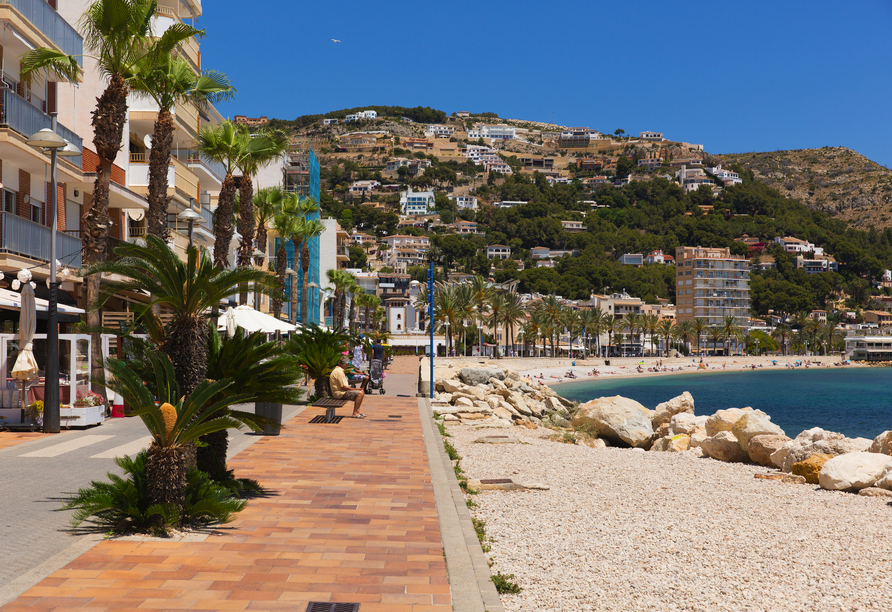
[580,307,604,358]
[433,284,464,355]
[658,319,674,357]
[804,317,821,355]
[252,186,285,268]
[291,200,325,323]
[792,311,811,356]
[130,55,235,239]
[468,276,492,356]
[345,275,361,333]
[195,121,242,268]
[536,295,564,357]
[676,320,694,354]
[624,312,640,356]
[326,269,355,329]
[268,192,300,319]
[643,313,659,356]
[772,323,792,356]
[501,293,525,357]
[235,129,288,292]
[693,317,707,356]
[21,0,202,393]
[603,314,616,358]
[487,291,507,358]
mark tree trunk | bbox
[147,108,174,240]
[301,240,310,325]
[237,174,254,304]
[86,73,128,399]
[273,244,286,318]
[160,316,207,398]
[213,174,237,269]
[146,442,186,523]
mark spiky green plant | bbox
[287,325,353,397]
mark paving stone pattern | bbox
[0,396,452,612]
[0,432,50,451]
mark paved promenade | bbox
[0,356,487,612]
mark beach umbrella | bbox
[217,304,298,335]
[223,306,238,338]
[11,280,39,410]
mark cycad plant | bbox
[288,325,353,397]
[105,353,250,520]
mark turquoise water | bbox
[556,368,892,440]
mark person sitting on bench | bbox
[330,356,368,418]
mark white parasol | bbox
[11,276,39,382]
[217,305,298,335]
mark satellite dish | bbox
[127,209,145,222]
[143,134,153,149]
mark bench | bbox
[312,397,348,423]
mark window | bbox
[31,199,43,224]
[2,190,15,214]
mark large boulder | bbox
[701,431,749,463]
[488,377,509,393]
[747,434,790,467]
[818,452,892,491]
[506,392,534,417]
[689,430,708,449]
[543,397,563,413]
[652,392,695,428]
[705,407,754,437]
[575,396,654,448]
[651,434,691,453]
[771,428,872,472]
[441,379,467,394]
[792,453,834,484]
[669,413,707,436]
[460,368,506,386]
[869,431,892,456]
[732,413,785,452]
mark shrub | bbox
[492,572,522,594]
[63,451,248,535]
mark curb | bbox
[418,398,505,612]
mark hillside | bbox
[716,147,892,230]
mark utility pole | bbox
[428,259,434,399]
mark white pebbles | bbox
[448,425,892,612]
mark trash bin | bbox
[255,402,283,435]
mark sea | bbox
[555,367,892,440]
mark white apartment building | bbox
[675,246,750,331]
[345,110,377,122]
[447,195,478,210]
[400,189,435,216]
[485,245,511,260]
[775,236,823,256]
[424,124,455,138]
[467,124,516,140]
[382,235,430,250]
[706,165,743,186]
[677,165,716,193]
[349,180,380,194]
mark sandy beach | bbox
[430,353,863,387]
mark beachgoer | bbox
[352,344,364,370]
[372,339,385,362]
[330,356,367,418]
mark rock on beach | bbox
[818,452,892,491]
[575,395,654,448]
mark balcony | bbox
[0,89,82,168]
[0,0,83,64]
[1,212,82,267]
[128,154,199,201]
[174,149,226,185]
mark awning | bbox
[0,287,85,320]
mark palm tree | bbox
[130,55,235,239]
[268,192,300,319]
[643,313,659,356]
[291,200,325,323]
[804,317,821,355]
[693,317,707,356]
[624,312,640,357]
[720,316,740,356]
[580,307,604,358]
[21,0,202,393]
[252,186,285,269]
[676,320,694,354]
[536,295,564,357]
[772,323,792,356]
[345,275,361,333]
[195,121,242,268]
[792,311,811,356]
[603,314,616,358]
[234,129,288,292]
[326,269,354,329]
[501,293,525,357]
[658,319,674,356]
[433,284,464,355]
[468,276,491,355]
[487,292,507,358]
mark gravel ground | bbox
[447,423,892,612]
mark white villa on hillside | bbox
[400,189,436,216]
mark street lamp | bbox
[307,281,318,326]
[27,113,79,434]
[285,268,296,323]
[177,208,202,249]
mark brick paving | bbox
[0,394,451,612]
[0,431,51,451]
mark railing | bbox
[174,99,199,134]
[337,246,348,256]
[171,157,198,199]
[179,35,200,71]
[0,0,83,64]
[128,225,146,238]
[199,206,213,227]
[0,89,82,167]
[0,212,82,267]
[129,152,147,163]
[176,150,226,182]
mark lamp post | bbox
[307,281,318,326]
[27,113,80,434]
[285,268,296,323]
[177,206,202,249]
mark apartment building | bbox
[382,235,430,251]
[0,0,87,301]
[348,180,380,195]
[637,156,664,171]
[675,246,750,331]
[775,236,823,256]
[424,124,455,138]
[234,115,268,126]
[59,0,226,267]
[558,127,601,149]
[447,195,478,210]
[485,245,510,260]
[403,138,434,150]
[345,110,377,121]
[677,165,716,193]
[520,157,555,170]
[706,165,743,186]
[467,124,516,140]
[454,221,479,235]
[561,220,585,233]
[795,255,838,274]
[400,189,435,216]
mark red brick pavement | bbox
[0,431,51,451]
[0,396,451,612]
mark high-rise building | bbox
[675,246,750,330]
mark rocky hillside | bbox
[716,147,892,229]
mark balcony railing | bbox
[1,212,82,267]
[0,89,83,167]
[199,205,213,227]
[0,0,83,64]
[175,150,226,182]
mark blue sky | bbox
[198,0,892,167]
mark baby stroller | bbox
[368,359,386,394]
